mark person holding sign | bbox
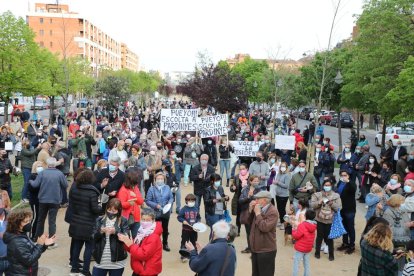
[219,137,234,187]
[248,151,270,191]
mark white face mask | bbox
[187,202,195,208]
[280,166,287,172]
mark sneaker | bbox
[163,244,171,252]
[329,255,335,261]
[60,203,69,208]
[323,246,329,254]
[180,256,187,263]
[241,248,251,254]
[279,224,284,230]
[320,244,325,251]
[21,199,29,204]
[80,272,92,276]
[47,243,59,250]
[345,246,355,254]
[314,252,320,259]
[69,268,80,276]
[277,222,282,227]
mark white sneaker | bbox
[323,246,329,254]
[277,222,281,227]
[47,243,59,250]
[320,244,325,251]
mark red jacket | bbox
[117,185,144,222]
[293,133,304,146]
[128,222,163,276]
[292,221,317,253]
[404,172,414,182]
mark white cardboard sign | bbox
[275,135,295,150]
[196,114,228,138]
[160,109,199,131]
[230,141,264,157]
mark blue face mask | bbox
[404,185,412,194]
[390,179,398,186]
[214,181,221,188]
[323,186,332,192]
[109,164,117,172]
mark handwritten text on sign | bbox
[230,141,264,157]
[197,114,228,138]
[160,109,199,131]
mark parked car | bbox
[76,99,89,108]
[31,98,48,110]
[330,112,354,128]
[299,107,316,120]
[0,102,13,116]
[319,111,336,124]
[375,127,414,147]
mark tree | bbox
[0,11,42,121]
[342,0,414,145]
[96,75,129,109]
[178,62,248,113]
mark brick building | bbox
[26,3,139,71]
[226,53,304,72]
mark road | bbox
[297,119,381,157]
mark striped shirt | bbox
[94,219,126,270]
[403,262,414,276]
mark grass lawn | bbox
[10,174,24,208]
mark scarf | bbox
[134,221,156,244]
[386,182,401,191]
[239,172,249,188]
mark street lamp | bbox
[274,79,283,112]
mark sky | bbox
[0,0,364,73]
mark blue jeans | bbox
[206,214,224,239]
[341,211,356,246]
[22,168,32,200]
[292,250,310,276]
[92,266,124,276]
[184,164,193,184]
[172,186,181,213]
[72,238,93,274]
[129,222,140,239]
[219,159,231,182]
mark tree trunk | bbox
[338,110,343,153]
[49,96,55,120]
[4,96,10,122]
[356,110,360,141]
[381,118,387,147]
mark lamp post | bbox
[334,70,343,152]
[275,79,283,113]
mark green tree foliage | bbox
[342,0,414,119]
[96,76,129,109]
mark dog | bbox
[284,221,293,246]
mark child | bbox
[292,209,317,276]
[365,183,389,221]
[177,193,201,262]
[403,240,414,276]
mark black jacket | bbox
[204,186,228,216]
[218,144,233,160]
[337,180,357,213]
[3,232,46,276]
[203,145,218,167]
[69,184,102,240]
[0,158,12,186]
[93,216,129,264]
[189,164,216,196]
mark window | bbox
[50,41,53,47]
[39,41,44,47]
[49,30,53,36]
[40,18,43,23]
[39,30,44,36]
[50,18,53,24]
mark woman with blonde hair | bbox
[382,194,411,248]
[296,142,308,162]
[384,174,403,196]
[360,223,398,275]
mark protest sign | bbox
[230,141,264,157]
[275,135,295,150]
[197,114,228,138]
[160,109,199,131]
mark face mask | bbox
[187,202,195,208]
[140,221,153,229]
[36,167,44,174]
[270,158,275,164]
[157,146,163,150]
[323,141,328,145]
[214,181,221,188]
[156,180,164,187]
[323,186,332,192]
[344,148,350,153]
[256,157,262,162]
[171,154,177,159]
[240,169,248,176]
[369,158,375,164]
[299,167,306,173]
[22,223,32,233]
[280,166,287,172]
[390,179,398,186]
[109,164,117,172]
[150,150,156,156]
[207,140,212,145]
[355,149,360,154]
[265,140,270,144]
[177,139,182,143]
[107,212,117,220]
[186,135,191,139]
[131,134,137,139]
[200,160,208,165]
[404,185,412,194]
[316,148,321,153]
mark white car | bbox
[0,102,13,115]
[375,127,414,147]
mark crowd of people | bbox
[0,99,413,276]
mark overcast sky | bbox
[0,0,363,72]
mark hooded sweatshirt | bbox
[292,220,317,253]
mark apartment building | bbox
[27,3,139,71]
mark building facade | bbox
[27,3,139,71]
[121,43,139,72]
[226,53,303,72]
